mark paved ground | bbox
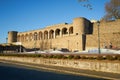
[0,61,105,80]
[0,60,120,80]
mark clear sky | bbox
[0,0,109,43]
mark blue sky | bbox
[0,0,109,43]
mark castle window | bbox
[44,30,48,39]
[76,33,78,35]
[62,27,67,35]
[49,30,54,39]
[25,34,28,41]
[34,32,38,40]
[69,27,73,34]
[55,29,60,36]
[21,34,24,42]
[38,31,43,40]
[29,33,33,41]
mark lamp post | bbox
[6,37,8,53]
[97,21,100,54]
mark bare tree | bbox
[103,0,120,21]
[78,0,92,10]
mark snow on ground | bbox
[78,48,120,54]
[25,48,120,54]
[49,50,64,53]
[25,51,46,54]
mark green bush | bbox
[73,55,80,59]
[68,55,74,59]
[56,54,64,59]
[81,56,87,59]
[114,55,120,60]
[97,55,104,60]
[53,55,57,58]
[88,57,95,60]
[62,56,67,59]
[48,54,54,58]
[1,53,120,61]
[106,55,115,60]
[45,54,49,58]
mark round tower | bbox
[8,31,18,43]
[73,17,87,35]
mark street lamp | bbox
[6,37,8,53]
[97,21,100,54]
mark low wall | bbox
[0,56,120,74]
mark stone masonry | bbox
[7,17,120,51]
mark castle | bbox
[7,17,120,51]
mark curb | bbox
[0,60,119,80]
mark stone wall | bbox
[93,19,120,34]
[22,35,82,51]
[86,33,120,49]
[86,19,120,49]
[0,56,120,74]
[7,17,120,51]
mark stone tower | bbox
[8,31,18,43]
[73,17,90,35]
[73,17,91,50]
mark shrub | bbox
[32,54,41,57]
[68,55,74,59]
[73,55,80,59]
[88,57,95,60]
[41,54,48,58]
[97,55,104,60]
[118,56,120,60]
[53,55,57,58]
[56,54,64,59]
[81,56,87,59]
[106,55,115,60]
[62,56,67,59]
[114,55,120,60]
[48,54,54,58]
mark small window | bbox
[76,33,78,35]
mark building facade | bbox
[8,17,120,51]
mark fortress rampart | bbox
[8,31,18,43]
[86,19,120,50]
[7,17,120,51]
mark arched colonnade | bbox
[17,27,73,42]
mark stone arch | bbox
[69,27,73,34]
[44,30,48,39]
[21,34,24,42]
[17,35,20,42]
[55,28,60,37]
[49,29,54,39]
[25,34,29,41]
[29,33,33,41]
[38,31,43,40]
[34,32,38,40]
[62,27,68,35]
